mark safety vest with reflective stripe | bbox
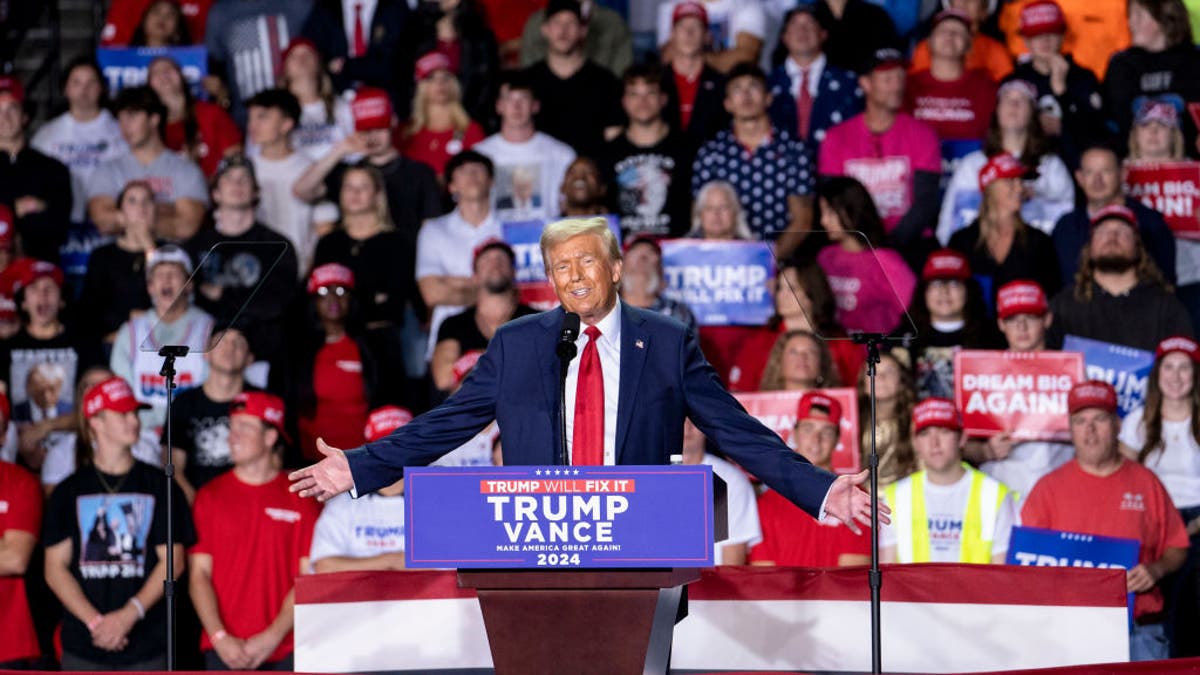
[884,464,1009,564]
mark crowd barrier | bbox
[293,563,1131,673]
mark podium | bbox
[404,465,726,675]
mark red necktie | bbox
[796,67,813,140]
[572,325,604,466]
[352,2,366,58]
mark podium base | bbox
[459,569,701,675]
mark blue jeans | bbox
[1130,622,1170,661]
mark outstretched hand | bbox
[823,470,890,535]
[288,438,354,502]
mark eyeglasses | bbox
[316,285,349,297]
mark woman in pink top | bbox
[816,176,916,335]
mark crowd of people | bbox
[2,0,1200,668]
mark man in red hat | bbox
[881,397,1016,564]
[0,74,72,263]
[656,0,764,74]
[44,376,192,670]
[190,391,320,670]
[1022,379,1188,660]
[749,391,870,567]
[1047,204,1192,352]
[657,1,730,151]
[904,9,996,145]
[309,405,413,573]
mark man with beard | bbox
[430,240,538,398]
[1047,204,1192,352]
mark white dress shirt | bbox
[784,53,825,100]
[564,300,623,465]
[341,0,378,56]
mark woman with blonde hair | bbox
[857,347,916,487]
[401,51,485,179]
[758,330,841,392]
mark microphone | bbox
[557,312,580,361]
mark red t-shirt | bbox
[299,335,369,462]
[163,101,243,177]
[699,324,781,392]
[749,488,870,566]
[101,0,214,45]
[191,472,321,662]
[673,69,702,131]
[476,0,546,44]
[0,462,41,663]
[401,122,485,178]
[904,68,996,143]
[1021,459,1189,620]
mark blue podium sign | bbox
[405,465,715,569]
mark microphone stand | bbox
[556,320,579,465]
[852,332,886,675]
[158,345,189,671]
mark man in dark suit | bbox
[290,217,882,527]
[301,0,409,96]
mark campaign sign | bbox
[97,46,208,99]
[405,465,715,568]
[1007,525,1140,623]
[1063,335,1154,419]
[502,215,622,310]
[660,240,774,326]
[733,388,860,473]
[1124,161,1200,240]
[954,350,1084,441]
[843,156,913,226]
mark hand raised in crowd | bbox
[334,132,369,159]
[213,633,253,670]
[289,438,354,502]
[824,470,890,535]
[90,606,137,651]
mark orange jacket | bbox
[909,33,1013,82]
[999,0,1129,80]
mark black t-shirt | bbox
[43,461,195,665]
[161,385,257,490]
[313,229,412,326]
[526,60,624,159]
[77,243,156,340]
[602,131,694,239]
[1047,282,1195,352]
[436,303,539,352]
[0,328,102,424]
[0,146,72,263]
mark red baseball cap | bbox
[14,259,63,291]
[0,76,24,103]
[912,397,961,434]
[83,376,150,419]
[351,87,393,132]
[0,203,13,249]
[1019,0,1067,37]
[1156,335,1200,363]
[282,37,320,64]
[996,280,1048,319]
[672,1,708,26]
[978,153,1031,192]
[231,391,288,437]
[921,249,971,282]
[364,405,414,443]
[0,294,15,323]
[1090,204,1138,230]
[307,263,355,295]
[796,391,842,427]
[414,51,453,81]
[931,8,972,31]
[1067,380,1117,415]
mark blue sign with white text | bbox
[405,465,715,569]
[97,46,208,99]
[1007,525,1139,623]
[1063,335,1154,418]
[660,240,775,326]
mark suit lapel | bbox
[615,304,649,463]
[537,308,565,452]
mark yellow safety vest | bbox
[884,464,1009,564]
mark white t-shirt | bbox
[41,429,164,489]
[704,453,762,562]
[980,440,1074,508]
[309,490,406,566]
[880,471,1017,561]
[31,110,128,223]
[1176,239,1200,286]
[434,423,499,467]
[252,152,317,273]
[294,98,355,163]
[474,132,575,223]
[1120,406,1200,509]
[415,208,502,361]
[655,0,767,51]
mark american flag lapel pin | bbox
[635,339,645,349]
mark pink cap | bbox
[351,87,393,132]
[83,376,150,419]
[364,405,414,442]
[307,263,355,294]
[414,51,453,81]
[921,249,971,282]
[672,1,708,25]
[912,398,961,434]
[1156,335,1200,363]
[978,152,1030,192]
[996,280,1048,319]
[796,391,842,427]
[1067,380,1117,415]
[1019,0,1067,37]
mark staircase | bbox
[5,0,107,125]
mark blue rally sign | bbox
[660,240,775,326]
[405,465,715,569]
[97,46,208,99]
[1007,525,1140,623]
[1062,335,1154,418]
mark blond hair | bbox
[540,217,621,272]
[406,77,471,138]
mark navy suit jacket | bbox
[346,304,837,517]
[767,61,864,146]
